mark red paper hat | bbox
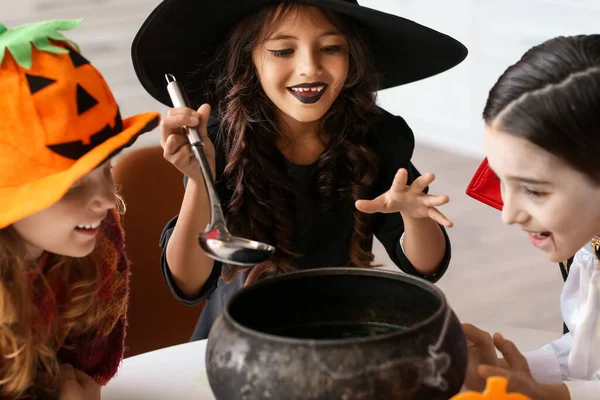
[466,157,503,211]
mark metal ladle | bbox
[165,74,276,266]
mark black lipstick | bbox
[287,82,327,104]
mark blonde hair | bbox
[0,193,126,398]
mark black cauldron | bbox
[206,267,467,399]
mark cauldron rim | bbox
[222,267,447,346]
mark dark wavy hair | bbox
[195,3,383,284]
[483,35,600,184]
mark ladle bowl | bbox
[199,227,277,266]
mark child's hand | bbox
[475,334,570,400]
[160,103,215,183]
[462,323,506,391]
[58,364,100,400]
[355,168,453,227]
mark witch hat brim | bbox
[131,0,468,106]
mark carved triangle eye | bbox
[68,48,90,68]
[26,74,56,94]
[76,84,99,115]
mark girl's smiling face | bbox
[252,6,349,126]
[12,161,117,260]
[485,125,600,262]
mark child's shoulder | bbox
[369,107,415,155]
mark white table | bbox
[102,324,562,399]
[103,339,213,400]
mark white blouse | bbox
[524,241,600,398]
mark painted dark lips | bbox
[287,82,328,104]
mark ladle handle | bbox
[165,74,228,232]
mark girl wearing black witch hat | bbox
[132,0,467,340]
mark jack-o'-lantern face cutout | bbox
[24,45,122,161]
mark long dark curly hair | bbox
[195,3,383,284]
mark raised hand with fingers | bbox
[355,168,453,228]
[160,103,215,183]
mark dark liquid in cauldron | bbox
[272,322,405,339]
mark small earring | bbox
[591,236,600,261]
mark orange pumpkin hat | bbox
[0,19,160,229]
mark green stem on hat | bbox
[0,19,83,69]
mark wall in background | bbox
[361,0,600,157]
[3,0,600,156]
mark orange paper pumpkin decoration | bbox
[0,20,160,228]
[451,377,531,400]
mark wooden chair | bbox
[112,145,203,357]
